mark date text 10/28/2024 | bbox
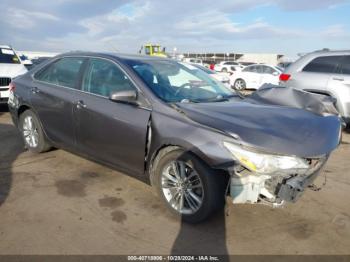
[128,256,220,261]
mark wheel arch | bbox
[18,104,31,118]
[147,144,212,186]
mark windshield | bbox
[152,46,160,53]
[0,48,21,64]
[128,59,234,103]
[192,64,215,74]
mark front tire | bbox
[19,110,51,153]
[152,147,228,223]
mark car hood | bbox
[176,100,341,157]
[0,64,27,78]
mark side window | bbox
[82,58,135,97]
[302,56,341,73]
[255,66,263,74]
[339,56,350,75]
[35,57,85,89]
[262,66,275,74]
[243,66,255,73]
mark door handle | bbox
[333,77,344,81]
[75,100,87,109]
[31,87,40,94]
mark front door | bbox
[74,58,151,175]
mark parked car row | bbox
[7,51,342,223]
[214,61,244,73]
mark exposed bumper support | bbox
[229,156,328,205]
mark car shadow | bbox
[170,151,233,260]
[0,122,24,207]
[170,208,229,260]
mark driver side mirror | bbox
[272,71,279,76]
[109,90,138,105]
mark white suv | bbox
[0,45,27,103]
[214,61,243,73]
[280,50,350,126]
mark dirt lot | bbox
[0,104,350,255]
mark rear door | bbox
[242,65,260,89]
[31,57,87,148]
[74,57,151,175]
[327,55,350,117]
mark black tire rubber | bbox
[152,146,229,223]
[234,79,246,90]
[19,110,51,153]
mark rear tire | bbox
[234,79,246,90]
[19,110,51,153]
[152,147,228,223]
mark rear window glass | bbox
[35,57,85,89]
[303,56,341,73]
[0,48,21,64]
[339,56,350,75]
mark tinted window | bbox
[82,58,135,97]
[339,56,350,75]
[303,56,341,73]
[35,57,85,88]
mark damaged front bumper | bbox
[229,156,328,206]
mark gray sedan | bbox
[8,52,341,223]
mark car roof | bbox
[57,51,173,62]
[285,50,350,73]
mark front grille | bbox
[0,77,11,87]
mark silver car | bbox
[280,50,350,126]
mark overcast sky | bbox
[1,0,350,57]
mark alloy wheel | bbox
[22,116,39,148]
[161,161,204,215]
[235,79,245,90]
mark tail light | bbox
[9,82,16,92]
[9,82,16,93]
[279,73,291,82]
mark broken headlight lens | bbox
[223,142,309,174]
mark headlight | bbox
[223,142,309,174]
